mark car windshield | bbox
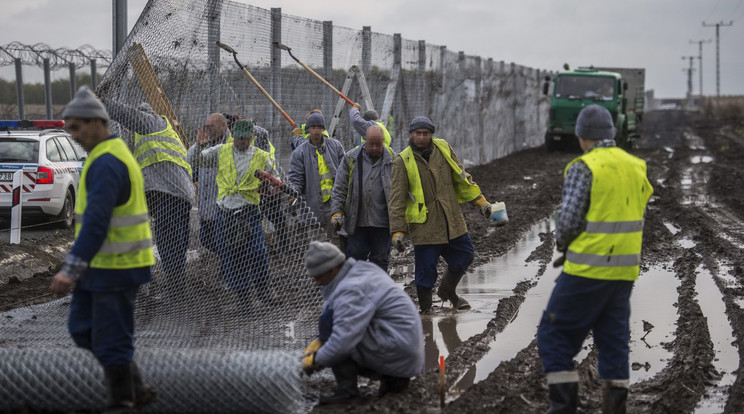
[0,139,38,162]
[555,75,615,101]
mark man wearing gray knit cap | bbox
[388,116,496,313]
[537,104,653,413]
[51,86,156,410]
[301,241,424,404]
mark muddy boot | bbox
[130,362,157,408]
[416,286,433,314]
[437,270,471,310]
[602,381,628,414]
[378,375,410,397]
[546,382,578,414]
[103,365,135,414]
[320,359,360,404]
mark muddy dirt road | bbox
[2,110,742,413]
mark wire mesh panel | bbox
[0,0,548,411]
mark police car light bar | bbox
[0,120,65,129]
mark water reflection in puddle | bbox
[695,264,738,413]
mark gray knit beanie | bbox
[575,105,616,141]
[61,86,109,121]
[363,109,379,121]
[306,113,325,129]
[305,241,346,278]
[408,116,435,133]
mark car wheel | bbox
[56,189,74,229]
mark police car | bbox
[0,120,87,228]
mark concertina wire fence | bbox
[0,0,550,412]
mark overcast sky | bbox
[1,0,742,98]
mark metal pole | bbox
[270,8,282,159]
[90,58,97,89]
[362,26,371,76]
[323,21,333,118]
[689,39,710,97]
[417,40,426,115]
[14,58,24,119]
[703,21,733,97]
[113,0,128,58]
[43,58,52,120]
[207,0,221,115]
[69,62,76,100]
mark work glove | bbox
[392,232,406,253]
[303,338,323,356]
[352,102,361,110]
[472,195,492,217]
[331,213,344,231]
[292,127,303,136]
[302,351,321,376]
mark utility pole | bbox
[113,0,128,58]
[689,39,711,97]
[681,56,696,108]
[702,20,733,97]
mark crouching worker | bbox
[50,86,156,411]
[301,241,424,404]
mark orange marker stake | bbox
[439,355,445,408]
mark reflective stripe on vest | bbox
[318,149,333,202]
[215,144,270,205]
[399,138,481,224]
[75,138,155,269]
[134,116,192,176]
[360,122,392,147]
[563,147,653,281]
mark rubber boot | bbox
[416,286,433,314]
[602,382,628,414]
[319,359,360,404]
[130,362,157,408]
[103,365,136,414]
[437,270,471,310]
[378,375,410,397]
[546,382,578,414]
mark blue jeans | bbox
[537,272,634,380]
[217,205,270,293]
[346,226,391,272]
[68,287,138,366]
[413,233,474,288]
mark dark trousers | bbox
[68,287,138,366]
[146,191,191,288]
[259,193,287,232]
[413,233,474,288]
[345,226,391,272]
[199,218,220,253]
[537,272,634,380]
[217,205,270,293]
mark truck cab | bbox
[543,67,630,151]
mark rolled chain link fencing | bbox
[0,0,550,412]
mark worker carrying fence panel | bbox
[50,86,157,411]
[388,116,495,313]
[301,241,424,404]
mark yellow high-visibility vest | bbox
[75,138,154,269]
[399,138,481,224]
[133,117,192,177]
[563,147,653,281]
[215,144,270,206]
[318,149,334,203]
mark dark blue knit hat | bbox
[408,116,435,133]
[575,105,615,140]
[306,113,325,129]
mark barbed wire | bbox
[0,42,112,70]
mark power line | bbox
[702,20,733,97]
[689,39,711,97]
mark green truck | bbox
[542,66,645,151]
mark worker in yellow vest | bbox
[52,86,156,411]
[537,105,653,413]
[291,108,331,151]
[102,99,194,302]
[191,119,278,310]
[349,102,392,147]
[288,112,345,239]
[388,116,493,313]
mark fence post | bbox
[270,7,282,160]
[90,58,98,90]
[362,26,372,76]
[69,62,76,100]
[207,0,221,115]
[113,0,128,58]
[393,33,402,151]
[14,58,24,119]
[474,56,484,163]
[43,58,52,120]
[417,40,426,115]
[323,21,333,118]
[10,170,23,244]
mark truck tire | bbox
[56,188,75,229]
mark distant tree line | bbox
[0,74,93,106]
